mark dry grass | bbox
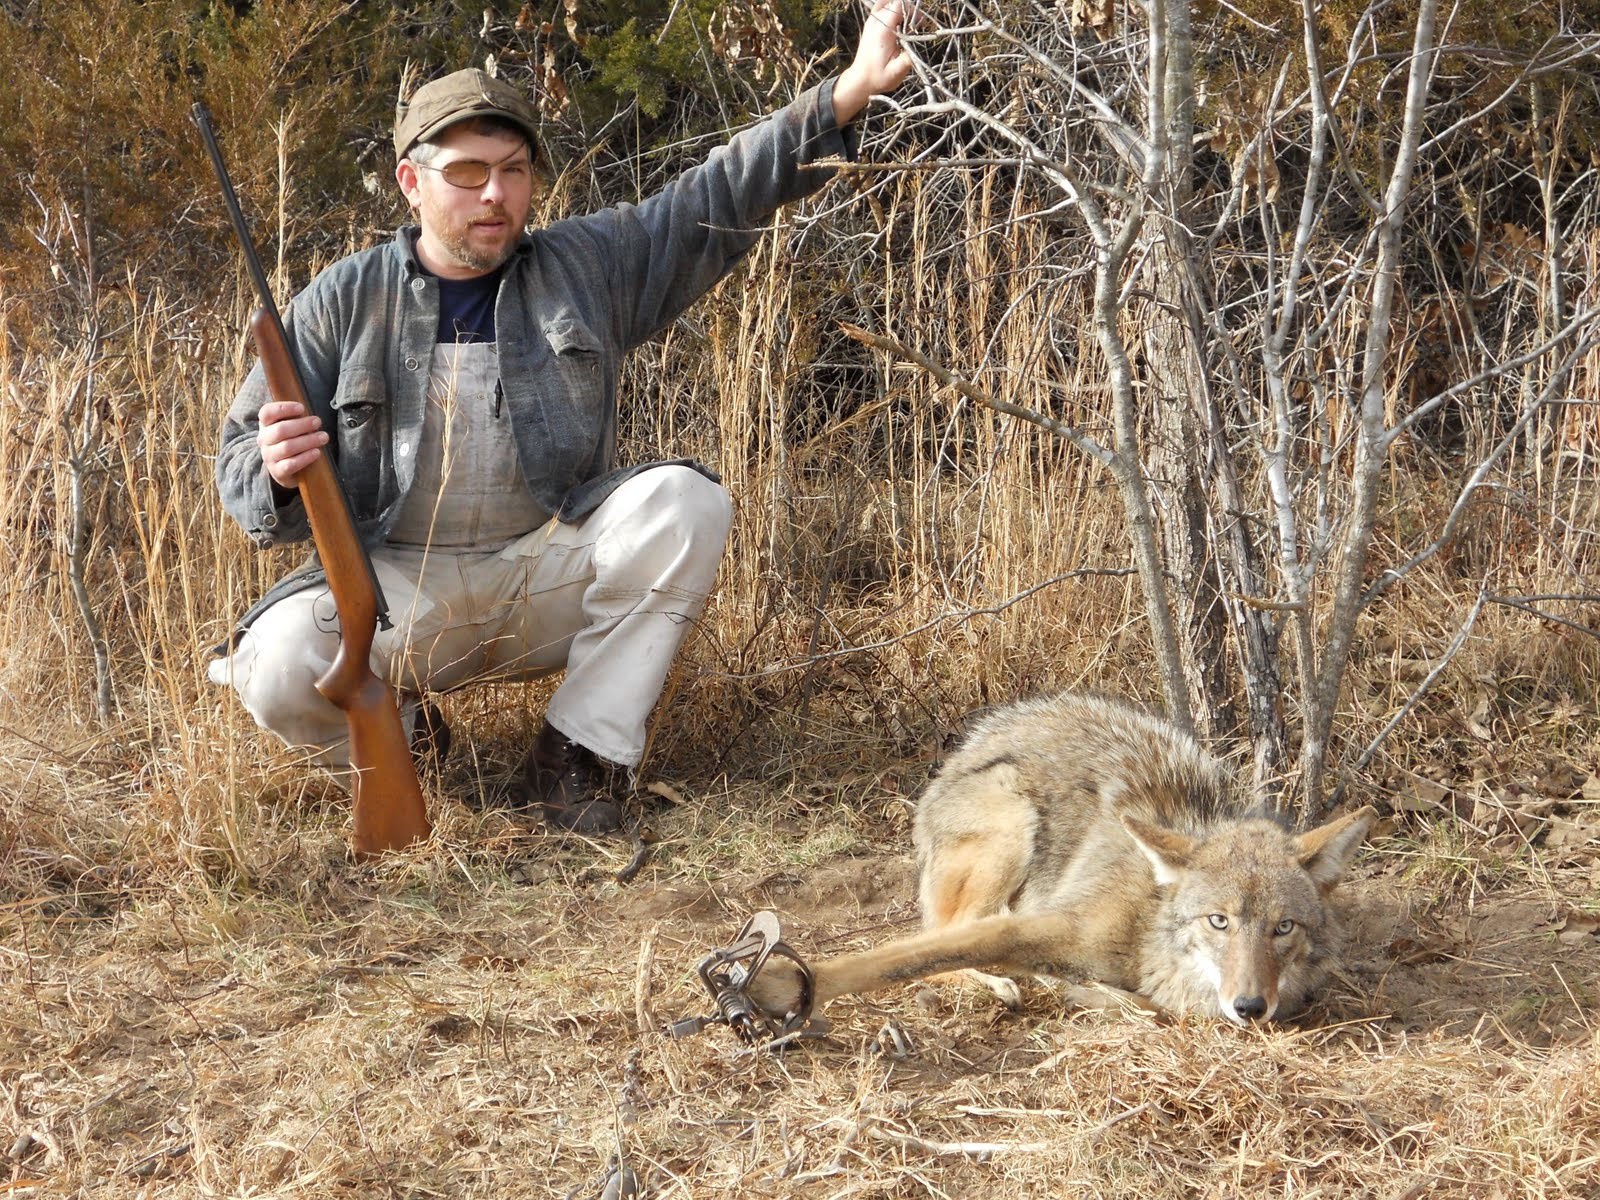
[5,774,1598,1197]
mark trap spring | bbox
[665,911,815,1045]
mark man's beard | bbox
[434,205,519,273]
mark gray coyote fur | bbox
[750,691,1376,1025]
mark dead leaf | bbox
[1463,222,1545,291]
[1239,147,1279,204]
[1408,775,1454,808]
[1555,911,1600,946]
[1543,816,1600,862]
[1373,815,1407,840]
[1067,0,1115,35]
[1394,772,1465,819]
[1394,656,1438,682]
[1466,691,1494,739]
[645,780,686,806]
[1536,764,1585,798]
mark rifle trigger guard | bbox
[665,911,815,1047]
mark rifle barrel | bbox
[190,100,392,631]
[192,104,292,364]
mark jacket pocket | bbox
[329,365,391,520]
[332,364,388,428]
[544,317,599,356]
[539,316,610,483]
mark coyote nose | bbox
[1232,996,1269,1021]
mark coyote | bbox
[750,692,1376,1026]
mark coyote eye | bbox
[1274,919,1296,936]
[1206,913,1229,930]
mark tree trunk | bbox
[1141,0,1239,742]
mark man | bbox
[209,1,911,833]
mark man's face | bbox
[396,124,535,279]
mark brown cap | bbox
[394,68,540,160]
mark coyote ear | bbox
[1122,816,1196,886]
[1295,805,1377,889]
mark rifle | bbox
[193,102,430,858]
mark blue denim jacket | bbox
[217,80,851,624]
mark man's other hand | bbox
[833,0,913,124]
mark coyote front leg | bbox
[747,911,1086,1019]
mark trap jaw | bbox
[666,911,815,1046]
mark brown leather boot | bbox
[520,721,626,834]
[410,703,451,770]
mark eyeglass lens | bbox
[440,160,492,187]
[417,144,530,189]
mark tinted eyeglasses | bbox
[411,145,532,189]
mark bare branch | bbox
[838,323,1114,465]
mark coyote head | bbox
[1122,807,1376,1024]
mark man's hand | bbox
[257,399,328,488]
[833,0,912,124]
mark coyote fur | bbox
[751,691,1376,1026]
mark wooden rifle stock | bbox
[251,316,431,857]
[192,100,428,857]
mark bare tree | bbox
[28,181,116,725]
[844,0,1600,808]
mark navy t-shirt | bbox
[434,265,502,343]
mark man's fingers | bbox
[258,412,323,448]
[861,0,914,88]
[278,447,322,475]
[264,430,328,460]
[266,438,325,488]
[871,0,911,31]
[258,399,309,426]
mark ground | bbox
[4,763,1598,1197]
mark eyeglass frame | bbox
[408,143,534,190]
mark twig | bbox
[1333,589,1489,803]
[1485,594,1600,641]
[864,1124,1049,1158]
[839,322,1112,465]
[634,926,659,1037]
[705,566,1135,681]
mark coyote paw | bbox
[745,957,809,1020]
[1062,982,1158,1017]
[972,970,1024,1010]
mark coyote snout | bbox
[748,692,1376,1026]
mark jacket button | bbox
[261,512,278,529]
[410,277,425,293]
[405,356,419,371]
